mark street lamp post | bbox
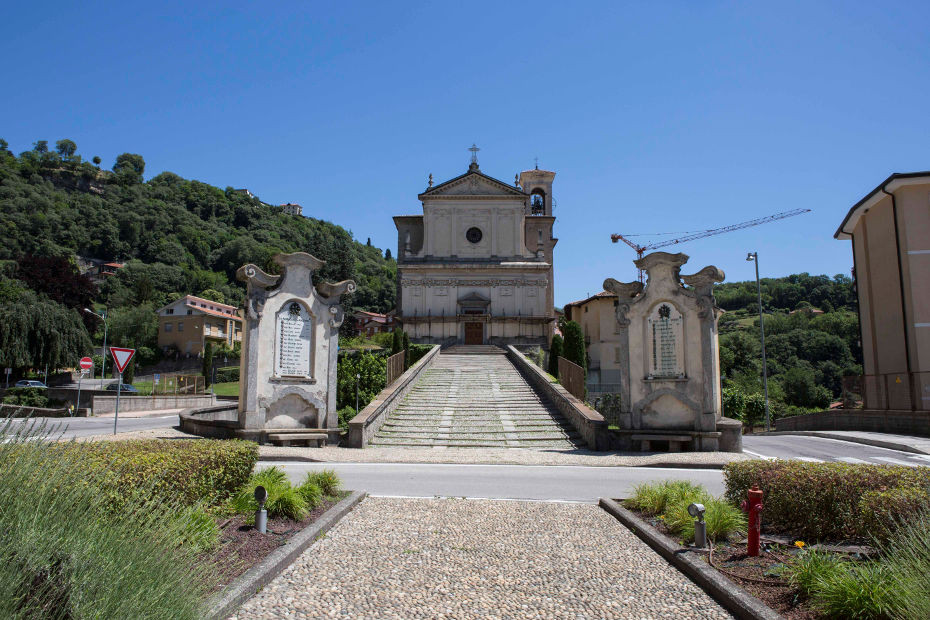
[84,308,108,389]
[355,373,361,413]
[746,252,771,431]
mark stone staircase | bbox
[370,345,583,449]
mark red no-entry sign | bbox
[79,357,94,371]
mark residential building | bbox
[354,310,396,337]
[564,292,622,395]
[835,171,930,411]
[156,295,243,356]
[394,149,557,345]
[280,203,303,216]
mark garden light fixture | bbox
[254,485,268,534]
[688,502,707,548]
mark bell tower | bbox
[519,164,555,216]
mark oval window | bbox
[466,227,483,244]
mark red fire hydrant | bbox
[741,485,764,557]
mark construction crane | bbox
[610,208,812,282]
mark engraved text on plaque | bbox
[275,301,313,378]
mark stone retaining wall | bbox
[346,345,441,448]
[93,393,216,414]
[776,408,930,437]
[179,404,240,439]
[0,404,88,418]
[505,345,609,451]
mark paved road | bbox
[263,461,726,502]
[5,414,180,439]
[743,434,930,467]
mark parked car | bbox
[105,383,139,393]
[14,380,47,389]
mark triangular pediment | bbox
[420,169,527,199]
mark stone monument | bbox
[235,252,355,445]
[603,252,742,452]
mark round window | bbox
[466,227,483,244]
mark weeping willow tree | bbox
[0,292,92,371]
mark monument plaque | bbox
[275,301,312,377]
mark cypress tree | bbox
[122,358,135,385]
[548,334,563,378]
[390,329,403,355]
[202,342,214,388]
[402,331,411,369]
[561,321,586,372]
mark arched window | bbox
[530,189,545,215]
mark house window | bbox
[164,323,172,332]
[177,322,184,332]
[165,308,174,315]
[187,310,193,315]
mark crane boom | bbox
[610,208,812,282]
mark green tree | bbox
[92,155,101,167]
[113,153,145,182]
[402,331,411,368]
[32,140,48,153]
[0,292,92,371]
[55,139,77,160]
[336,352,387,410]
[782,367,831,409]
[548,334,563,378]
[122,358,135,384]
[108,303,158,350]
[390,329,402,355]
[202,342,214,388]
[199,288,225,304]
[561,320,586,372]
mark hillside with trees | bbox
[0,138,396,374]
[715,273,862,422]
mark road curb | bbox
[755,431,930,455]
[256,454,735,469]
[599,498,781,620]
[204,489,367,620]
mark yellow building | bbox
[156,295,242,356]
[835,171,930,411]
[564,291,622,396]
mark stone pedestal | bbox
[235,252,355,445]
[604,252,741,452]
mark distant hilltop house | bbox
[76,256,124,285]
[233,189,302,216]
[280,203,302,217]
[156,294,242,356]
[354,310,396,337]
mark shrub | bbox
[0,422,214,618]
[2,387,50,407]
[304,469,341,496]
[173,504,221,552]
[72,438,259,512]
[214,366,240,383]
[548,334,563,378]
[337,406,357,430]
[859,486,930,543]
[784,548,846,596]
[407,343,431,367]
[724,460,930,540]
[625,480,705,516]
[627,481,745,543]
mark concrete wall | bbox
[93,393,216,414]
[0,404,87,418]
[776,408,930,437]
[505,345,610,450]
[347,345,440,448]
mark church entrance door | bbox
[464,322,483,345]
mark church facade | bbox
[394,153,557,346]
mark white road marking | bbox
[836,457,869,464]
[795,457,824,463]
[742,449,774,460]
[873,457,919,467]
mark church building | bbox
[394,148,557,346]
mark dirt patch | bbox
[205,492,350,591]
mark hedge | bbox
[214,366,240,383]
[56,439,258,512]
[723,460,930,540]
[859,486,930,543]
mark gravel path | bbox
[231,497,731,619]
[80,427,749,468]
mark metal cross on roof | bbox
[534,156,539,169]
[468,143,480,164]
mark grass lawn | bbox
[212,381,239,397]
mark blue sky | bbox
[3,1,928,306]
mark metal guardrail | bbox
[842,373,930,411]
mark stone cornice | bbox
[399,261,550,271]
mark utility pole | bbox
[84,308,108,388]
[355,373,360,413]
[746,252,771,431]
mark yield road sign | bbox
[79,356,94,371]
[110,347,136,374]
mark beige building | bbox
[156,295,243,356]
[564,292,623,395]
[835,171,930,411]
[394,152,557,345]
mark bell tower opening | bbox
[530,190,545,215]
